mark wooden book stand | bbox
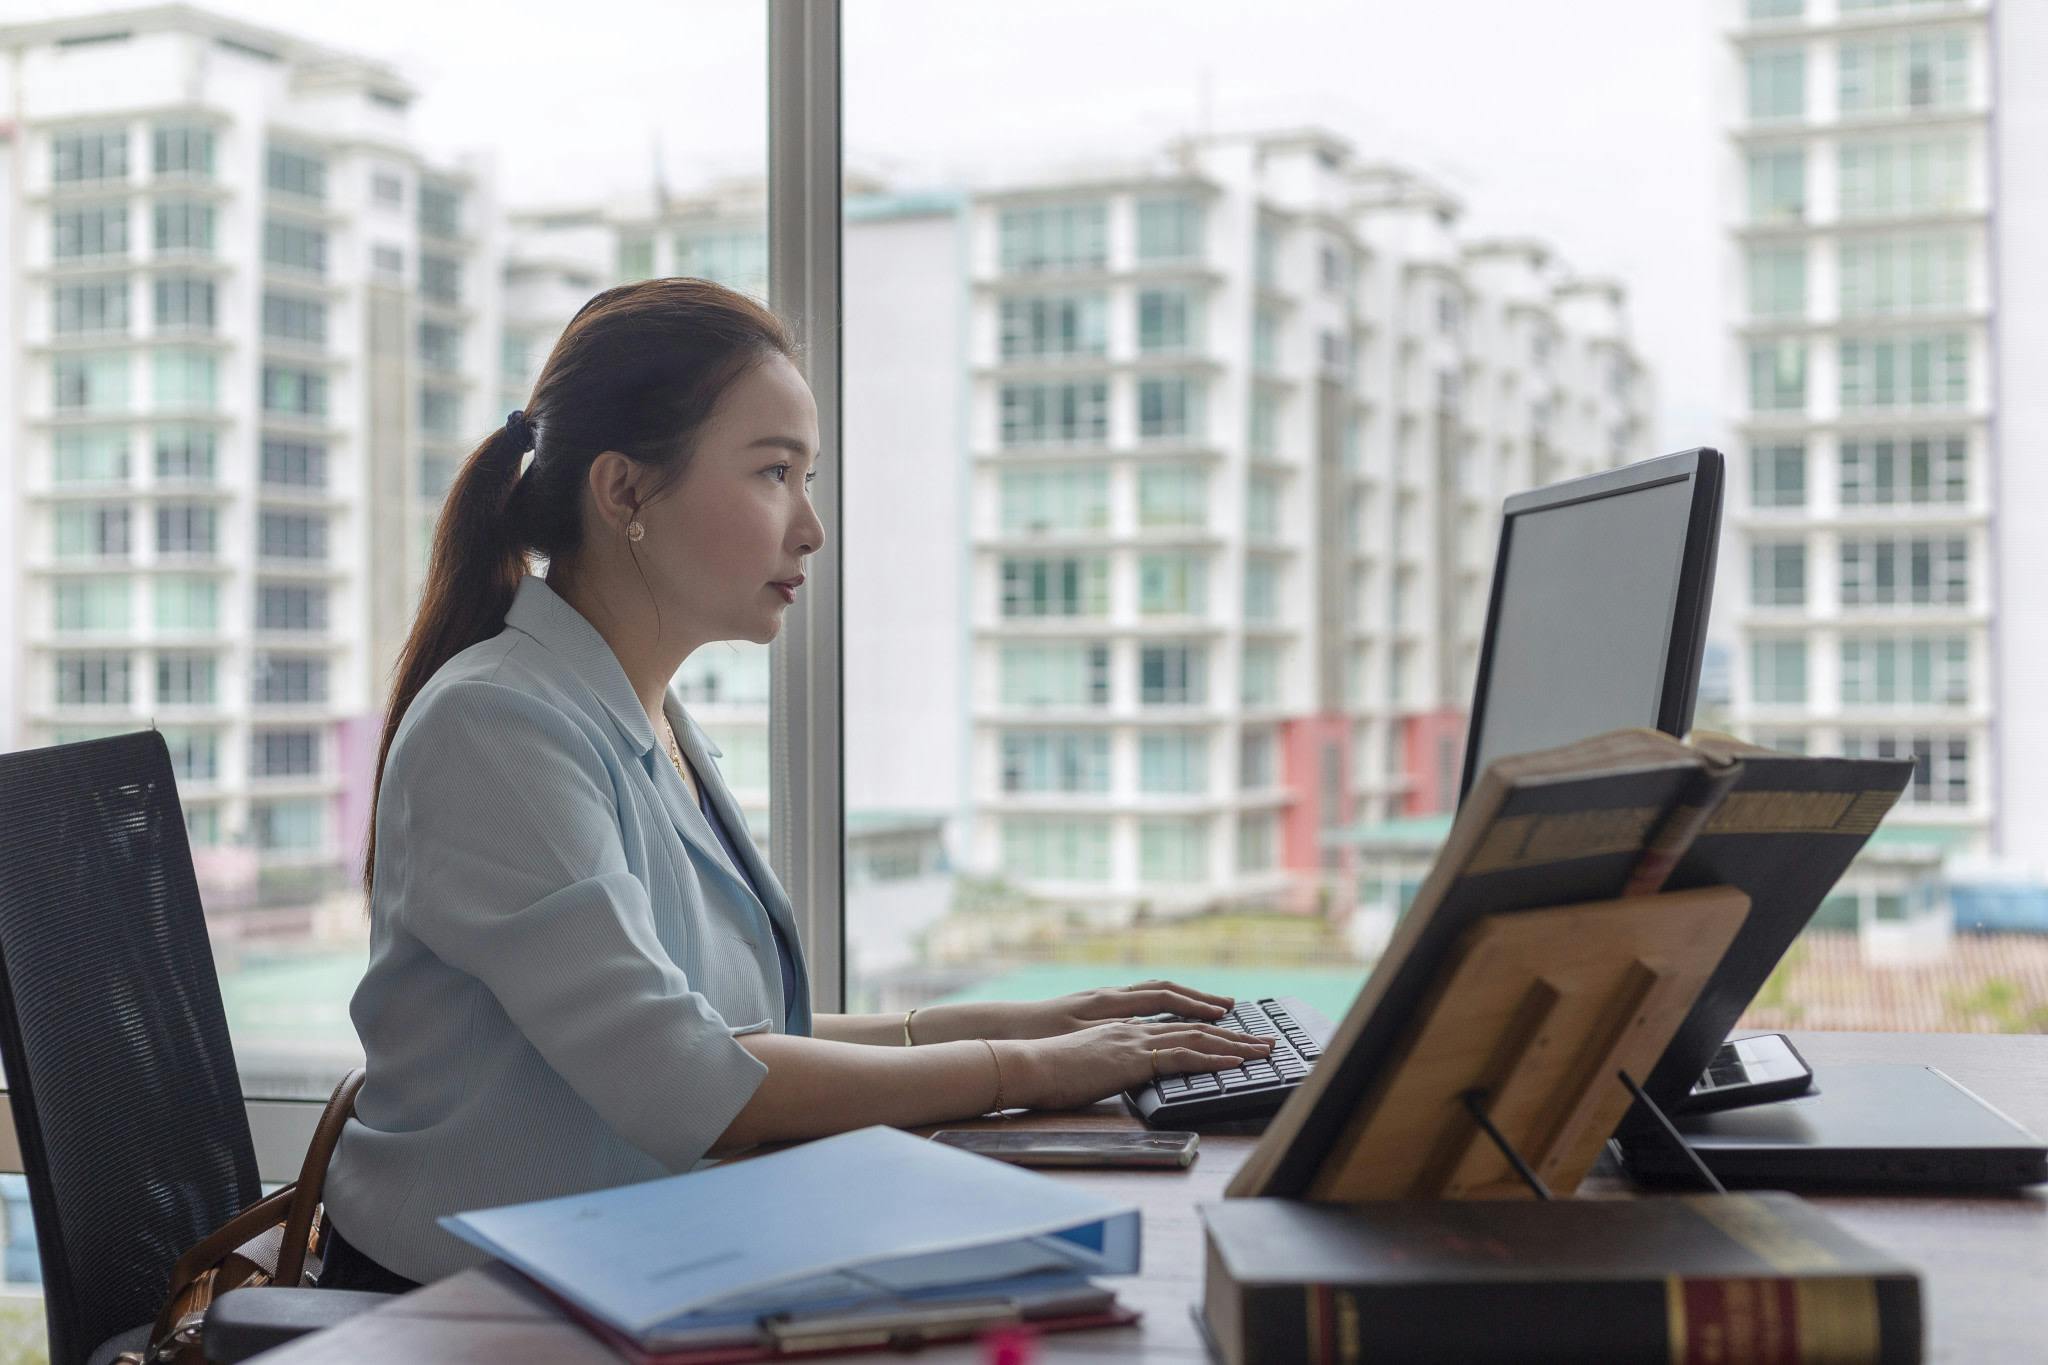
[1303,886,1751,1203]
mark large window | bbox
[53,204,129,259]
[1839,136,1969,219]
[998,203,1108,275]
[1746,47,1805,121]
[1135,198,1203,264]
[1841,636,1969,707]
[1747,341,1806,412]
[1838,235,1967,317]
[1840,534,1969,607]
[1750,639,1808,706]
[1839,31,1969,116]
[998,468,1109,534]
[997,294,1106,361]
[1000,556,1108,617]
[1839,334,1967,410]
[999,380,1107,446]
[1000,732,1109,793]
[1750,443,1806,508]
[52,128,128,184]
[1751,541,1807,608]
[1746,244,1806,320]
[998,642,1111,708]
[155,503,218,558]
[1747,148,1805,223]
[53,278,129,335]
[1840,435,1967,506]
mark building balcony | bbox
[1730,104,1988,142]
[1735,307,1991,340]
[1727,1,1986,44]
[1732,206,1989,241]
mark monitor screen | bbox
[1466,475,1696,782]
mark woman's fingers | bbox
[1129,988,1229,1020]
[1146,1024,1271,1056]
[1153,1046,1254,1076]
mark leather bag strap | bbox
[275,1067,366,1285]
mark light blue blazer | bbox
[324,574,812,1283]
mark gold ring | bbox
[1150,1048,1161,1078]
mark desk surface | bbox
[257,1032,2048,1363]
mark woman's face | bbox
[638,353,825,648]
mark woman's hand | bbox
[991,979,1238,1040]
[1004,1019,1274,1113]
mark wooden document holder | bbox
[1305,886,1750,1203]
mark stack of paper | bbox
[440,1126,1142,1357]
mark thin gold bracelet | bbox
[981,1038,1006,1115]
[902,1007,919,1047]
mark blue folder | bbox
[439,1126,1142,1350]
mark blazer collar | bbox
[503,575,658,756]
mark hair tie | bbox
[504,409,535,453]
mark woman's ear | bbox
[585,451,642,536]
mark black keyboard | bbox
[1122,996,1335,1126]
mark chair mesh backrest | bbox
[0,732,259,1365]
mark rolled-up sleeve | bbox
[388,679,767,1169]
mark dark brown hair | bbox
[364,277,794,893]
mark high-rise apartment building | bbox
[1725,0,2045,875]
[967,132,1653,919]
[0,6,503,894]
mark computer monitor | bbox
[1457,448,1723,804]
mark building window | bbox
[1751,541,1807,607]
[1747,341,1807,412]
[1139,644,1206,706]
[1839,136,1969,219]
[154,576,219,632]
[154,426,218,482]
[1748,0,1803,18]
[371,169,404,207]
[1000,818,1110,881]
[372,244,405,279]
[1252,308,1280,372]
[252,654,328,705]
[1137,465,1206,529]
[1840,534,1968,607]
[53,278,129,334]
[420,254,462,305]
[54,652,131,707]
[152,124,215,179]
[674,230,768,296]
[251,799,325,851]
[1000,732,1110,793]
[54,352,131,413]
[1139,817,1208,883]
[1241,642,1280,706]
[1137,731,1208,795]
[1237,812,1277,873]
[1136,197,1204,264]
[52,578,131,633]
[53,205,129,260]
[1137,375,1202,442]
[153,200,215,256]
[265,145,327,200]
[1239,727,1277,787]
[1249,390,1280,457]
[262,365,328,419]
[419,320,463,371]
[160,727,218,782]
[1839,334,1967,410]
[1750,443,1806,507]
[1840,435,1967,506]
[997,294,1107,361]
[263,293,328,346]
[1243,560,1281,624]
[418,182,462,238]
[1838,235,1967,317]
[54,503,131,559]
[999,468,1109,534]
[261,437,327,489]
[998,202,1109,275]
[263,219,327,276]
[997,642,1111,708]
[156,503,218,557]
[1841,732,1970,806]
[155,651,217,705]
[998,381,1108,446]
[153,278,216,334]
[1839,32,1969,117]
[1136,287,1196,355]
[1000,557,1109,617]
[1746,148,1806,223]
[259,511,328,561]
[1751,639,1808,705]
[253,729,321,778]
[1746,47,1806,121]
[256,583,328,632]
[52,429,129,484]
[52,128,128,184]
[616,234,654,280]
[1138,553,1207,617]
[152,347,217,410]
[1747,244,1806,319]
[1841,636,1969,707]
[420,387,463,436]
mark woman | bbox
[320,279,1273,1288]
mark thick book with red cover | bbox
[1199,1194,1921,1365]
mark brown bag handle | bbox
[275,1067,366,1285]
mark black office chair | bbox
[0,732,381,1364]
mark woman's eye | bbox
[803,471,818,488]
[768,464,790,482]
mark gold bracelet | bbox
[981,1038,1006,1115]
[903,1007,919,1047]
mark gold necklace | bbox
[663,720,697,801]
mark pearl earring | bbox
[626,520,645,543]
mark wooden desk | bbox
[256,1032,2047,1363]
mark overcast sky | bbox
[33,0,1729,447]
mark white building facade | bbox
[966,132,1653,919]
[1724,0,2025,864]
[0,6,503,894]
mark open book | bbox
[1228,727,1914,1200]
